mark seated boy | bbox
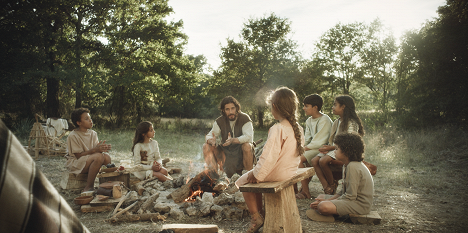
[296,94,332,199]
[308,132,374,222]
[66,108,112,192]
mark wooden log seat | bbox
[239,167,315,233]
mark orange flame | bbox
[184,187,203,202]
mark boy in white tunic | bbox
[296,94,332,199]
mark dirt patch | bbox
[33,156,467,233]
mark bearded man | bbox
[203,96,255,178]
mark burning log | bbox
[107,213,166,223]
[168,169,224,203]
[169,171,205,203]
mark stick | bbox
[110,191,131,217]
[110,200,138,219]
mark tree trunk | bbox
[257,107,264,128]
[46,77,60,118]
[116,86,126,127]
[74,14,83,109]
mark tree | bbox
[313,22,366,95]
[395,0,468,126]
[211,13,300,127]
[0,0,73,120]
[99,0,203,126]
[360,19,398,114]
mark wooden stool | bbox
[60,172,87,190]
[239,167,315,233]
[97,172,130,188]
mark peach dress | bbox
[236,122,304,187]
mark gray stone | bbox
[169,207,185,220]
[185,205,199,216]
[163,180,173,189]
[154,202,179,213]
[233,191,245,203]
[202,192,214,203]
[230,173,240,183]
[223,206,243,220]
[213,192,234,206]
[199,201,213,216]
[210,204,224,221]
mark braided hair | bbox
[269,87,304,156]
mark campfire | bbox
[182,169,225,202]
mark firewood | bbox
[169,171,205,203]
[137,192,160,214]
[110,191,131,217]
[110,200,138,219]
[135,177,158,195]
[162,158,170,167]
[107,213,166,223]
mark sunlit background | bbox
[169,0,446,69]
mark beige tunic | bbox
[66,129,99,174]
[236,122,304,187]
[331,161,374,215]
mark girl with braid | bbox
[235,86,304,233]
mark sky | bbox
[167,0,447,70]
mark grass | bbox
[364,125,468,194]
[20,120,468,232]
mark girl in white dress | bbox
[131,121,169,182]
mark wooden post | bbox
[264,186,301,232]
[239,168,315,233]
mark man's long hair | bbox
[219,96,241,116]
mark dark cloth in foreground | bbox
[0,119,90,233]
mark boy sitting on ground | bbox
[308,132,374,222]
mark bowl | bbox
[74,196,94,205]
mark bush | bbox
[13,118,34,142]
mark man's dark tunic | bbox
[215,112,251,177]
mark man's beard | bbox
[227,113,237,121]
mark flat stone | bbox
[349,211,382,225]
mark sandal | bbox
[247,212,264,233]
[295,192,311,199]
